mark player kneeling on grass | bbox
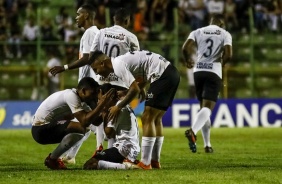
[31,77,116,170]
[83,83,140,170]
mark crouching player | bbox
[83,84,140,170]
[31,77,115,170]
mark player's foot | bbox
[123,159,140,169]
[185,128,197,153]
[92,144,103,158]
[137,161,152,170]
[204,146,214,153]
[61,156,76,164]
[44,153,67,170]
[151,160,161,169]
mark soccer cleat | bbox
[44,153,67,170]
[204,146,214,153]
[123,159,140,169]
[92,144,104,158]
[137,161,152,170]
[151,160,161,169]
[185,128,197,153]
[61,156,76,164]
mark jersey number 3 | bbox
[203,39,214,57]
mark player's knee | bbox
[83,158,99,170]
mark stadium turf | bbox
[0,128,281,184]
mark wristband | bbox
[64,65,69,70]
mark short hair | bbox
[88,50,105,65]
[114,8,130,22]
[80,4,96,18]
[99,83,114,95]
[77,77,99,91]
[210,14,224,23]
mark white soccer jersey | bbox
[32,89,84,125]
[91,25,140,57]
[107,103,140,162]
[78,26,99,82]
[111,50,170,88]
[188,25,232,78]
[90,25,140,88]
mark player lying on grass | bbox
[83,83,140,170]
[31,77,116,170]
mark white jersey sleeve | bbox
[111,58,136,88]
[64,89,84,114]
[78,26,99,82]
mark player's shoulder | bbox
[86,26,99,34]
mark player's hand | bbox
[49,66,65,76]
[139,88,146,102]
[108,105,121,124]
[98,88,116,108]
[185,59,195,69]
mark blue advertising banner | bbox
[0,99,281,129]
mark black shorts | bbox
[145,64,180,111]
[31,120,70,145]
[94,147,125,163]
[194,71,222,102]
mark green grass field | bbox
[0,128,281,184]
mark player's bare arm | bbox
[49,53,90,76]
[182,38,196,69]
[108,81,140,123]
[222,45,232,67]
[74,88,116,128]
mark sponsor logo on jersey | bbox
[146,92,154,101]
[204,30,221,35]
[99,73,119,82]
[196,62,213,69]
[104,33,125,41]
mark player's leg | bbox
[61,129,91,164]
[151,110,165,169]
[201,118,213,153]
[186,72,220,153]
[83,147,129,170]
[138,106,161,169]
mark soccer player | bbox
[31,77,116,170]
[49,4,99,164]
[182,14,232,153]
[89,50,180,169]
[49,4,99,81]
[88,7,140,153]
[83,83,140,170]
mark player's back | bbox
[34,89,79,123]
[193,25,231,63]
[94,25,139,57]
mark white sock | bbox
[51,133,84,159]
[89,124,96,134]
[151,136,164,162]
[97,160,126,170]
[107,138,115,149]
[192,107,211,135]
[141,137,156,165]
[96,123,105,149]
[201,119,212,147]
[65,130,91,159]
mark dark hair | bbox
[80,4,96,18]
[114,8,130,22]
[88,50,105,65]
[77,77,99,90]
[98,83,114,95]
